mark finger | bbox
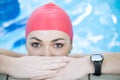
[42,62,67,70]
[31,71,58,80]
[31,74,56,80]
[50,56,70,63]
[35,56,70,63]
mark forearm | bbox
[0,55,13,74]
[0,48,25,57]
[87,53,120,74]
[102,53,120,74]
[69,54,88,58]
[75,53,120,74]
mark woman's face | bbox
[26,30,72,56]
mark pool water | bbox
[0,0,120,54]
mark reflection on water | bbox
[0,0,120,54]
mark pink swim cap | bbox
[25,3,73,39]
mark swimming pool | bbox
[0,0,120,54]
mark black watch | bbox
[90,53,104,76]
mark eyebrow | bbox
[30,37,65,42]
[30,37,42,42]
[51,38,65,42]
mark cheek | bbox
[52,51,68,56]
[26,44,40,56]
[63,44,72,55]
[26,47,34,56]
[52,46,72,56]
[28,50,37,56]
[53,49,69,56]
[28,49,43,56]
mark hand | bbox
[4,56,70,79]
[43,57,94,80]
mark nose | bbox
[43,46,53,56]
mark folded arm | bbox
[0,48,25,57]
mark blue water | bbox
[0,0,120,54]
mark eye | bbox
[31,42,40,48]
[54,43,64,48]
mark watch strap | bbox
[93,61,102,76]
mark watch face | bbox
[91,54,104,62]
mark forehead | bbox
[27,30,70,41]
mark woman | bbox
[0,2,120,80]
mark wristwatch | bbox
[90,52,104,76]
